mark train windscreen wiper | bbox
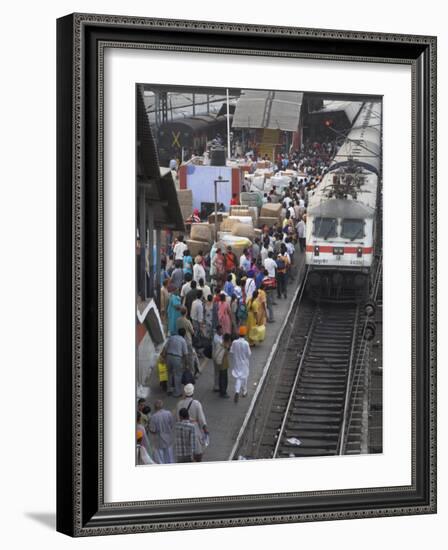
[324,225,335,240]
[350,227,363,241]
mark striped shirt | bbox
[174,420,197,458]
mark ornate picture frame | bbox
[56,13,437,536]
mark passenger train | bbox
[305,102,382,301]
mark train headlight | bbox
[333,247,344,255]
[357,247,363,258]
[314,245,320,256]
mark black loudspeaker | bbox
[210,145,226,166]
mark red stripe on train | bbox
[305,245,373,254]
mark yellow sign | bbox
[172,131,181,147]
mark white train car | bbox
[305,102,382,300]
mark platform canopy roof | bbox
[318,101,363,125]
[137,86,185,231]
[232,90,303,131]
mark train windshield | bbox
[341,219,365,240]
[313,217,338,239]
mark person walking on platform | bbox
[190,289,204,337]
[217,292,232,335]
[173,235,187,261]
[174,408,197,463]
[225,246,237,272]
[167,288,182,335]
[170,261,184,291]
[204,294,215,339]
[261,271,276,323]
[160,279,170,334]
[263,250,277,278]
[212,325,224,392]
[176,307,195,372]
[244,270,257,301]
[184,280,199,317]
[212,247,226,287]
[149,400,175,464]
[193,255,206,284]
[239,249,251,272]
[276,250,289,299]
[256,286,268,327]
[183,249,193,277]
[176,384,209,462]
[296,217,306,253]
[164,328,188,397]
[219,333,232,398]
[246,290,261,346]
[230,326,252,402]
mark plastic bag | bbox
[136,383,149,399]
[137,445,155,465]
[157,357,168,382]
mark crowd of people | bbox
[137,146,335,465]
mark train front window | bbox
[313,217,337,239]
[341,219,365,240]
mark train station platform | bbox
[146,249,306,462]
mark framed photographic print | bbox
[56,13,437,536]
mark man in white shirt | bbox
[190,290,204,337]
[211,325,224,392]
[285,239,295,257]
[193,257,206,283]
[198,278,212,300]
[173,236,188,261]
[180,273,193,302]
[263,251,277,278]
[239,249,251,272]
[288,202,296,219]
[230,327,252,402]
[296,219,306,252]
[244,272,256,301]
[260,243,270,263]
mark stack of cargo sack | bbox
[231,223,255,240]
[220,215,251,232]
[258,202,282,228]
[217,234,252,259]
[187,223,214,257]
[229,206,258,227]
[240,191,263,209]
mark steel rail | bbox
[272,304,319,459]
[336,304,360,454]
[338,255,383,454]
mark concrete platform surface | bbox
[146,250,306,462]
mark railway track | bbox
[232,289,368,460]
[272,302,359,458]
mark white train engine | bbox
[305,102,381,301]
